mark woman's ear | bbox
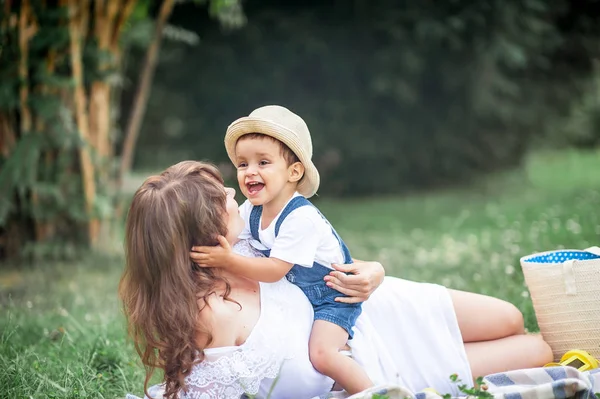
[288,162,305,183]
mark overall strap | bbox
[248,205,271,257]
[274,196,312,237]
[249,205,262,242]
[249,196,352,263]
[305,202,353,265]
[275,196,353,264]
[327,223,353,264]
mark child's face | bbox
[234,137,295,209]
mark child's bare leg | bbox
[464,334,553,378]
[309,320,373,394]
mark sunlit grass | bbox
[1,149,599,398]
[319,149,600,330]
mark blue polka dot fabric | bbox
[523,250,600,263]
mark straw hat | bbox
[224,105,320,198]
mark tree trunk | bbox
[0,113,16,158]
[18,0,47,243]
[89,0,136,185]
[33,47,59,242]
[67,0,99,246]
[18,0,32,136]
[89,0,111,173]
[118,0,175,185]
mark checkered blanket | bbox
[336,367,600,399]
[127,366,600,399]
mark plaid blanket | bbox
[336,367,600,399]
[126,366,600,399]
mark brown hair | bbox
[237,133,300,166]
[119,161,231,399]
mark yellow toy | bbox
[544,350,599,371]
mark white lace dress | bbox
[129,240,472,399]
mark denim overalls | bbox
[249,196,362,338]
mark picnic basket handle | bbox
[584,246,600,256]
[562,246,600,296]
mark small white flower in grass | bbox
[566,219,582,235]
[504,265,515,275]
[485,203,499,216]
[552,219,561,231]
[521,291,529,298]
[490,255,500,270]
[480,231,491,248]
[529,226,539,241]
[467,234,478,246]
[510,244,521,255]
[410,229,424,240]
[26,301,32,309]
[58,307,69,317]
[84,314,92,322]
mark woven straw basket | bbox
[520,247,600,361]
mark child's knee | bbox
[309,343,336,372]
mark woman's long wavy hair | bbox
[119,161,232,399]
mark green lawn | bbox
[1,149,599,398]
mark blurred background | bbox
[2,1,600,397]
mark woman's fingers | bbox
[326,270,370,292]
[326,281,365,303]
[335,295,363,304]
[330,262,356,273]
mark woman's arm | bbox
[191,236,293,282]
[324,259,385,303]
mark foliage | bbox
[0,0,244,259]
[133,0,600,195]
[0,2,92,258]
[2,148,600,396]
[550,65,600,149]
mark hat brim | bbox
[224,117,320,198]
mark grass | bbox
[1,148,599,398]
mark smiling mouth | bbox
[246,182,265,195]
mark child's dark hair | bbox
[238,133,300,166]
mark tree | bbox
[0,0,244,259]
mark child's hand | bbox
[190,236,233,268]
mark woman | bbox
[120,161,552,399]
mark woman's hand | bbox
[324,259,385,303]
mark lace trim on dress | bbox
[181,241,293,399]
[232,239,265,259]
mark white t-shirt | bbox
[238,193,345,269]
